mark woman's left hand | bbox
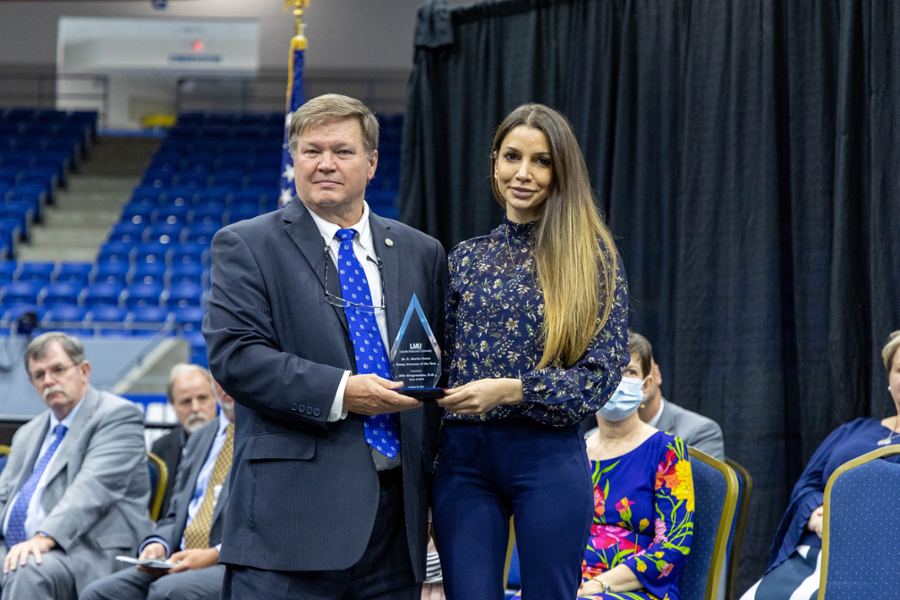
[437,378,523,415]
[577,578,605,597]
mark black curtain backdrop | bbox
[399,0,900,591]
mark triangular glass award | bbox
[390,293,444,399]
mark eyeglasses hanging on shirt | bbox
[323,246,386,314]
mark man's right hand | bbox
[136,542,169,579]
[343,374,422,415]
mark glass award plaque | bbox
[390,293,444,400]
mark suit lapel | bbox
[43,387,99,486]
[282,201,349,333]
[370,214,401,344]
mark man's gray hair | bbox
[166,363,213,404]
[288,93,380,161]
[24,332,85,377]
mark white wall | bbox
[0,0,427,71]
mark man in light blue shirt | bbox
[0,332,151,600]
[81,379,236,600]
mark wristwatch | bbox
[598,579,611,594]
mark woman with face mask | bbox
[575,334,695,599]
[433,104,629,600]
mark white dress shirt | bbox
[306,202,389,422]
[2,399,84,541]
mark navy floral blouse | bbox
[444,217,629,426]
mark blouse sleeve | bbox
[624,437,694,599]
[765,422,853,571]
[442,247,461,383]
[517,257,629,426]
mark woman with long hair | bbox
[433,104,629,599]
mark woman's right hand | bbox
[806,504,825,538]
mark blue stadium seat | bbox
[121,203,154,225]
[189,205,226,226]
[0,201,33,241]
[153,205,191,225]
[1,281,42,305]
[227,205,261,224]
[92,261,130,286]
[184,330,208,367]
[209,172,244,187]
[97,241,136,263]
[109,222,148,244]
[184,222,220,244]
[123,282,163,308]
[141,171,176,188]
[128,306,171,328]
[176,171,210,188]
[0,261,17,282]
[163,186,198,207]
[54,262,93,285]
[169,262,206,286]
[43,304,87,324]
[131,262,168,286]
[86,305,127,324]
[135,242,171,265]
[164,282,204,308]
[82,282,124,307]
[171,243,209,265]
[193,188,230,207]
[41,282,82,306]
[146,223,184,244]
[131,186,165,206]
[230,189,264,207]
[17,261,55,283]
[3,304,46,324]
[172,305,205,331]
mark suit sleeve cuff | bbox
[328,371,351,422]
[139,536,171,558]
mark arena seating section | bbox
[0,108,404,370]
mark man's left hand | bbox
[3,533,56,573]
[166,547,219,573]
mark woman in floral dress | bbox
[432,104,629,600]
[575,346,694,600]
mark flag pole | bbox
[279,0,309,208]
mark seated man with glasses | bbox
[0,332,153,600]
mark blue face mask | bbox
[599,377,647,422]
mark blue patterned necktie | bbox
[335,228,400,459]
[6,424,67,547]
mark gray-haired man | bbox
[0,332,152,599]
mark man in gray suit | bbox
[81,379,235,600]
[204,94,446,599]
[631,331,725,460]
[0,332,152,599]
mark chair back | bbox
[681,448,739,600]
[146,451,168,521]
[819,445,900,600]
[0,444,9,479]
[724,458,752,600]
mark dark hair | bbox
[24,332,85,377]
[628,331,653,380]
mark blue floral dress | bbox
[444,217,629,425]
[579,431,694,600]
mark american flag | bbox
[279,37,306,208]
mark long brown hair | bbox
[491,104,618,369]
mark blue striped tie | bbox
[6,424,67,547]
[335,228,400,459]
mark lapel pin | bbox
[385,238,394,247]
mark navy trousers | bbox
[433,420,593,600]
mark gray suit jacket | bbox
[656,398,725,460]
[0,386,153,594]
[203,200,446,579]
[152,419,230,552]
